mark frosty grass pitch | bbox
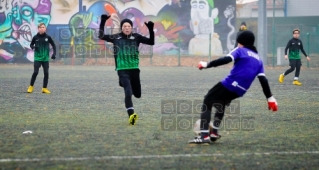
[1,65,319,169]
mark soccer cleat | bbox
[129,113,138,125]
[293,80,302,86]
[42,88,51,94]
[278,74,284,83]
[188,136,211,145]
[210,132,221,142]
[27,86,33,93]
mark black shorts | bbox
[34,61,49,70]
[289,59,301,66]
[204,82,239,107]
[117,69,140,87]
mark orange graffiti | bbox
[136,18,185,41]
[104,4,117,26]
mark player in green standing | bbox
[98,14,155,125]
[27,23,56,94]
[279,29,310,86]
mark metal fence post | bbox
[307,33,310,68]
[209,33,211,61]
[93,45,97,65]
[317,24,319,54]
[150,45,153,65]
[272,0,275,67]
[258,0,267,64]
[178,33,181,66]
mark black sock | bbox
[200,110,211,138]
[30,72,38,86]
[43,75,48,88]
[127,108,134,116]
[212,113,224,134]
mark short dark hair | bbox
[38,23,46,28]
[293,29,300,34]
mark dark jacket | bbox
[284,38,307,59]
[98,18,154,71]
[30,33,56,62]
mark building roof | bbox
[251,0,284,9]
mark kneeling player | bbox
[189,31,278,145]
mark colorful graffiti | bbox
[0,0,52,62]
[0,0,236,63]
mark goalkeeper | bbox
[98,14,154,125]
[189,30,278,145]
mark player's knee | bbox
[289,66,295,71]
[44,72,49,77]
[124,89,133,97]
[125,92,132,98]
[203,97,211,105]
[201,101,212,112]
[214,113,225,119]
[134,93,141,98]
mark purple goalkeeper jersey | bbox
[221,47,265,97]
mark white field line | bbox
[0,151,319,163]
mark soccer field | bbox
[1,65,319,169]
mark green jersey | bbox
[30,33,56,62]
[284,38,307,60]
[98,17,155,71]
[114,38,140,70]
[99,32,154,71]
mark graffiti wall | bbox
[0,0,236,63]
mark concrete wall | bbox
[287,0,319,16]
[237,0,319,18]
[236,3,284,18]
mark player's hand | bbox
[198,61,208,70]
[31,46,38,51]
[51,54,56,60]
[306,56,310,61]
[144,21,154,30]
[284,55,288,60]
[267,96,278,112]
[101,14,110,21]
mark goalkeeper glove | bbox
[198,61,208,70]
[51,54,56,60]
[101,14,110,21]
[267,96,278,111]
[144,21,154,30]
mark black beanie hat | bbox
[237,30,258,53]
[120,18,133,28]
[236,30,255,46]
[241,22,246,26]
